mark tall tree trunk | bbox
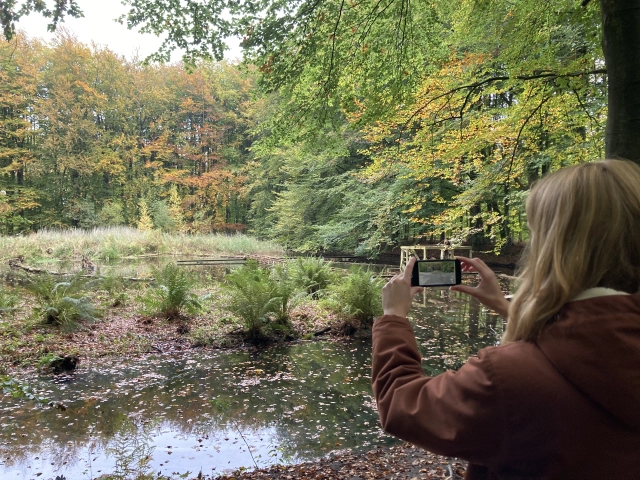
[601,0,640,163]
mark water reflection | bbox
[0,287,503,479]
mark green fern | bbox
[223,261,303,341]
[325,267,384,329]
[0,289,19,315]
[27,273,100,332]
[142,262,201,319]
[289,256,336,298]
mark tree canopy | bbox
[1,0,638,254]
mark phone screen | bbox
[412,259,461,286]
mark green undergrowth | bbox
[0,256,385,366]
[222,258,383,342]
[26,273,102,332]
[140,262,205,320]
[323,266,385,330]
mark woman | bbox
[372,160,640,479]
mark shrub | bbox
[141,262,201,319]
[325,267,384,330]
[27,273,100,332]
[223,261,303,341]
[289,256,336,298]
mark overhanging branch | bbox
[404,68,607,129]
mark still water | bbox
[0,288,504,480]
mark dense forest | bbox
[1,0,608,255]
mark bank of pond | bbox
[0,255,507,480]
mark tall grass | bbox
[0,226,284,261]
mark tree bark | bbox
[601,0,640,163]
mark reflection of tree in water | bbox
[411,289,504,374]
[105,415,157,480]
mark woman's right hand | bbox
[450,256,510,318]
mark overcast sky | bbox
[15,0,242,62]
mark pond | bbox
[0,272,505,480]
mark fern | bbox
[223,261,303,341]
[289,256,336,298]
[141,262,201,319]
[27,273,100,332]
[325,267,384,328]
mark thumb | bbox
[410,286,424,296]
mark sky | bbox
[15,0,242,62]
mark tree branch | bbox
[404,68,607,129]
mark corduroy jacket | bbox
[371,294,640,479]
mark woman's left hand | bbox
[382,256,424,318]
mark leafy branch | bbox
[404,68,607,130]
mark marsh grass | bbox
[0,226,284,262]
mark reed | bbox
[0,227,284,262]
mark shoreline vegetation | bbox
[0,228,387,372]
[0,229,473,479]
[0,226,285,263]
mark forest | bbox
[1,0,609,255]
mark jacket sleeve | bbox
[371,314,508,464]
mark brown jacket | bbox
[371,294,640,479]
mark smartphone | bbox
[411,259,462,287]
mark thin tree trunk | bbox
[601,0,640,163]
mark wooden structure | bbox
[176,257,246,266]
[400,245,473,269]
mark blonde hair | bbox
[504,159,640,343]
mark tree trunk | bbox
[601,0,640,163]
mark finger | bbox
[454,256,492,278]
[402,256,417,280]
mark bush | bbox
[325,267,384,329]
[289,256,336,298]
[27,273,100,332]
[223,261,303,342]
[141,262,201,319]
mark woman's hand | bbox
[382,256,424,318]
[450,256,510,318]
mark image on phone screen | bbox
[412,259,461,286]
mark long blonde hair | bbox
[504,159,640,343]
